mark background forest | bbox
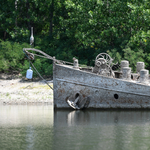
[0,0,150,77]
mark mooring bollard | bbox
[122,67,131,80]
[137,62,145,73]
[140,69,149,84]
[73,58,79,69]
[121,60,129,72]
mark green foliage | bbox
[21,55,53,77]
[43,63,53,76]
[107,49,122,64]
[0,40,30,72]
[1,0,150,76]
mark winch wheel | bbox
[95,53,113,66]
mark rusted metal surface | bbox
[53,63,150,109]
[22,48,150,109]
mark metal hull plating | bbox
[53,63,150,109]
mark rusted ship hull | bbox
[53,63,150,109]
[23,48,150,109]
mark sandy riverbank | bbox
[0,79,53,105]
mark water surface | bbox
[1,105,150,150]
[0,105,53,150]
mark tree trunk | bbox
[49,0,54,37]
[26,0,31,30]
[3,31,7,40]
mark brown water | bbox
[0,105,150,150]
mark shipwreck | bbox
[23,48,150,110]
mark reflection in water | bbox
[54,110,150,150]
[0,105,53,127]
[0,105,53,150]
[1,105,150,150]
[55,110,150,126]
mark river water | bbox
[0,105,150,150]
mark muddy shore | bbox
[0,78,53,105]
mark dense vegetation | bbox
[1,0,150,76]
